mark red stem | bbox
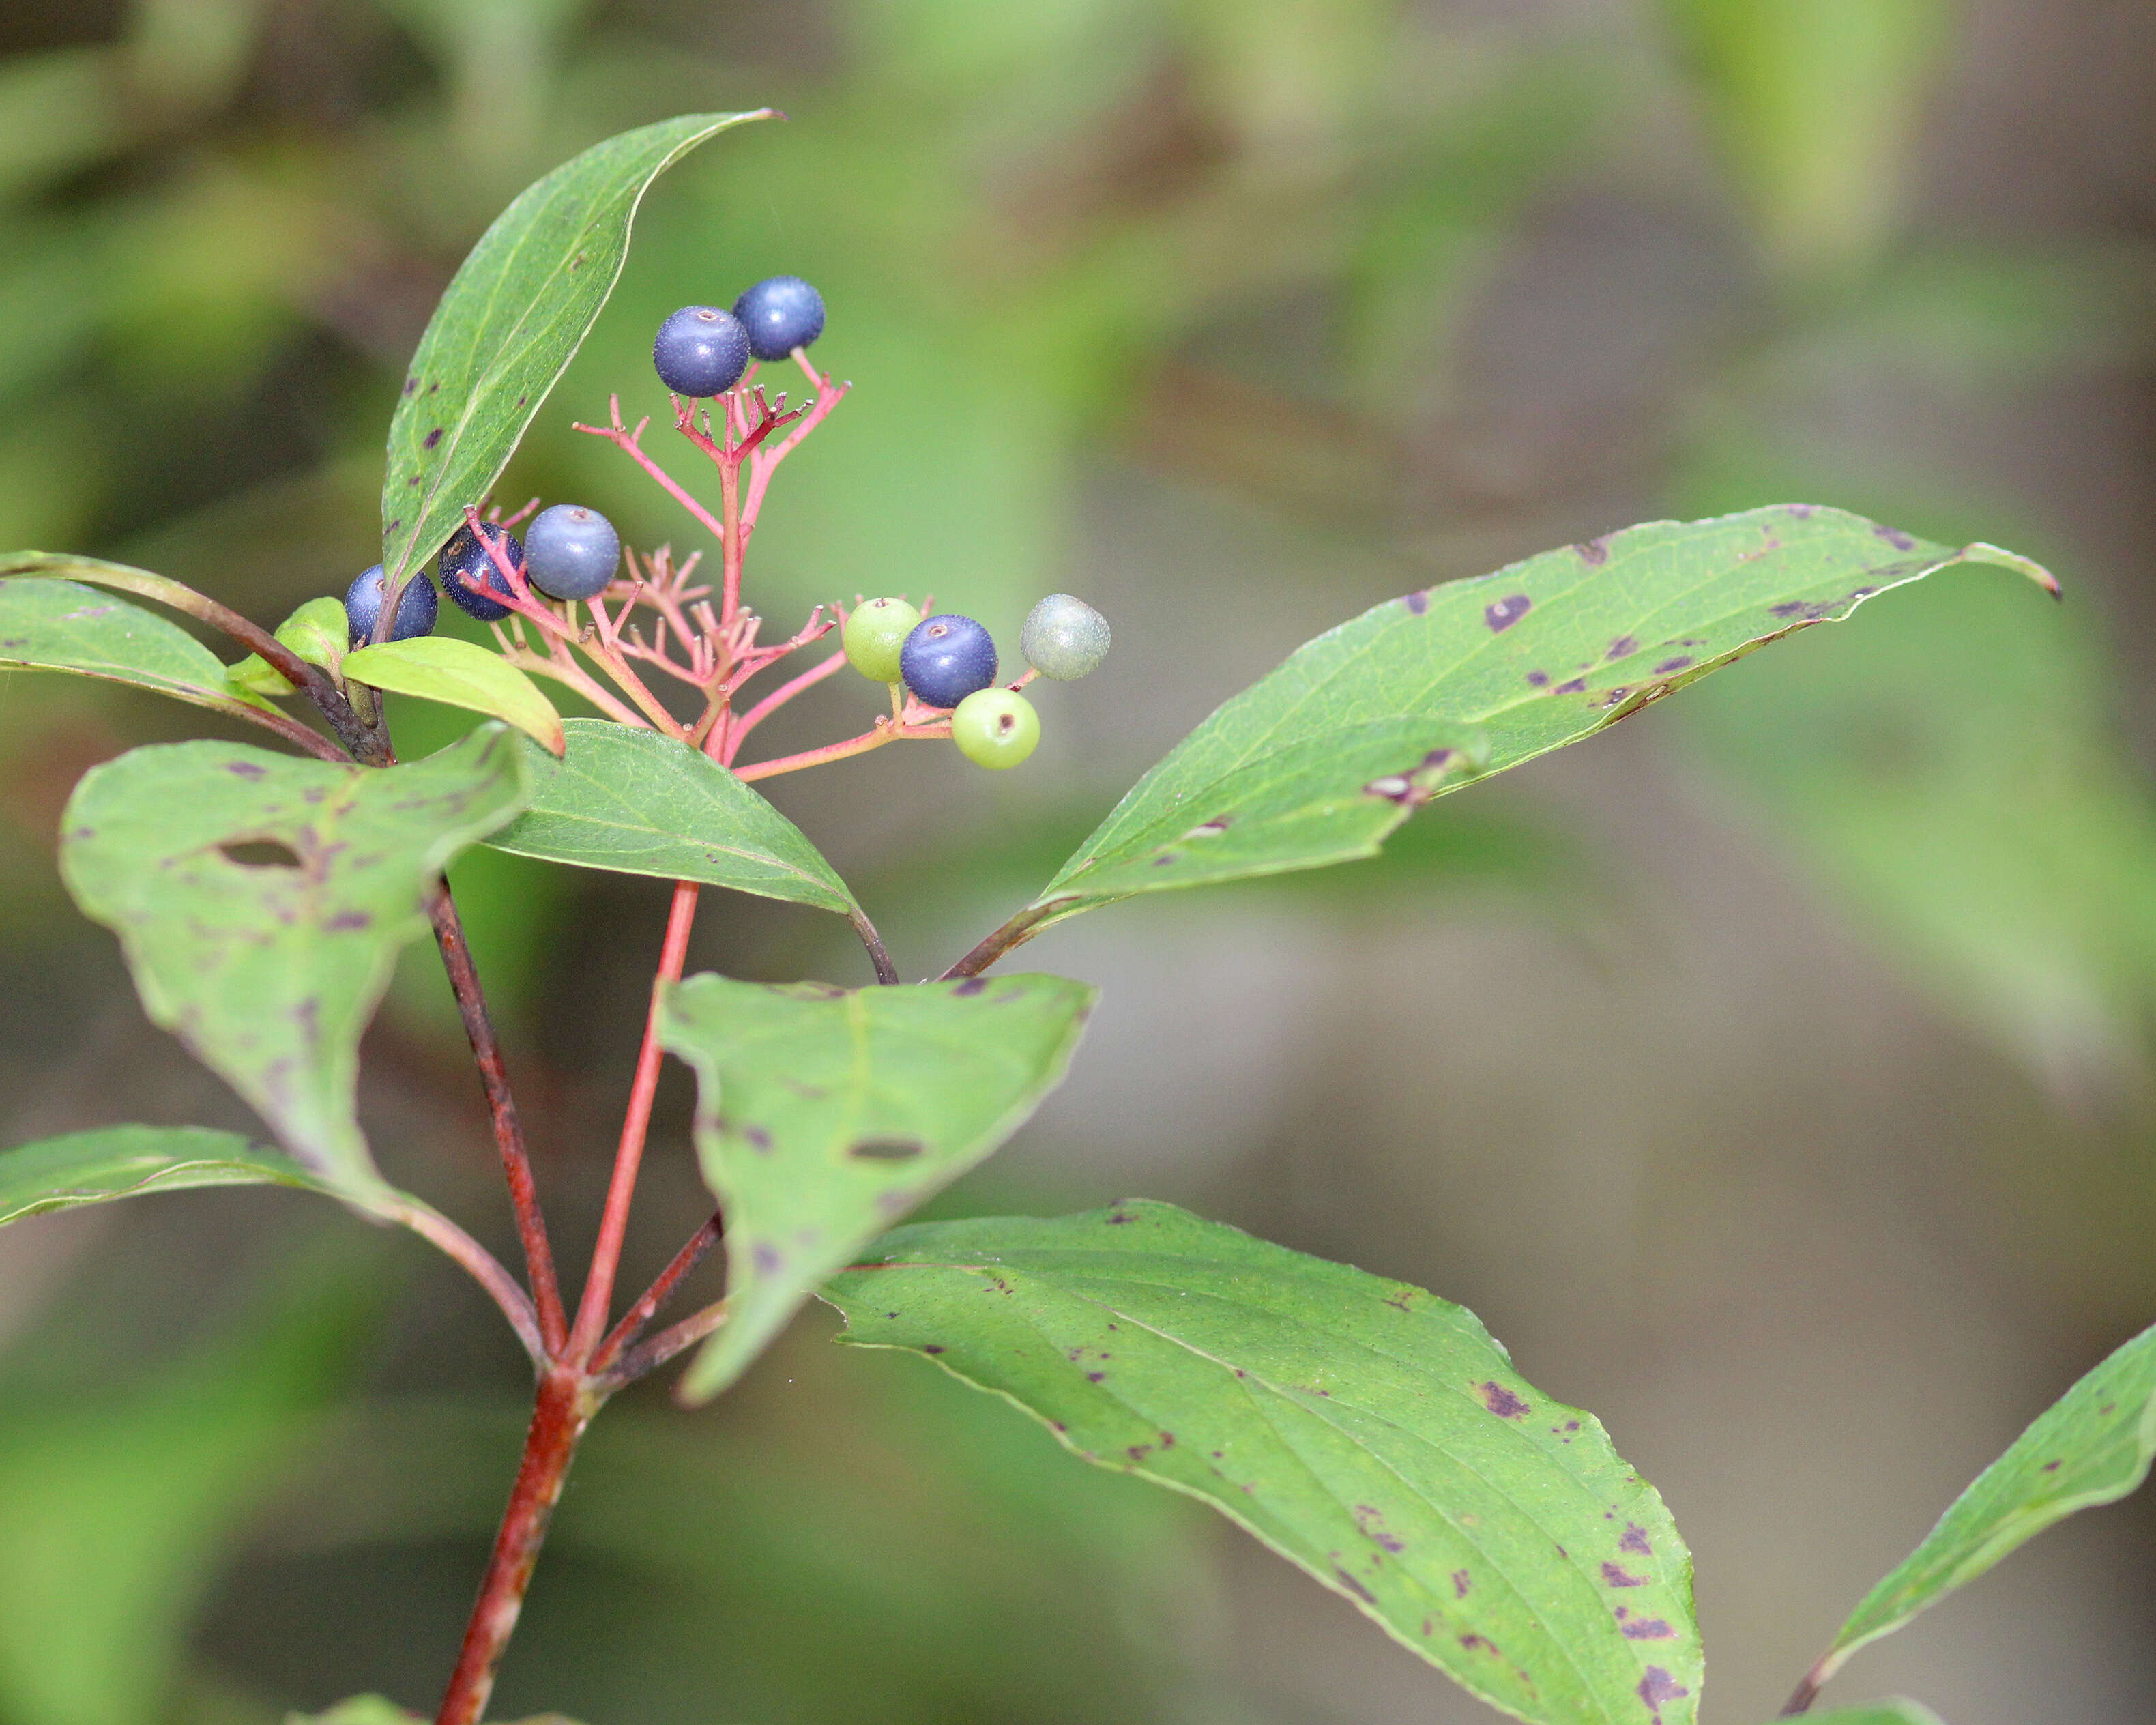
[435,1369,593,1725]
[427,885,568,1354]
[589,1211,720,1375]
[721,648,849,764]
[736,717,950,782]
[566,879,702,1359]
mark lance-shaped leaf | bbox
[487,719,858,918]
[381,111,770,588]
[660,972,1096,1404]
[0,1125,334,1226]
[0,576,274,716]
[1801,1321,2156,1693]
[59,727,528,1200]
[345,635,566,757]
[824,1202,1701,1725]
[989,508,2053,955]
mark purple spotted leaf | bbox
[1002,507,2052,955]
[58,727,529,1202]
[1799,1320,2156,1697]
[659,972,1096,1404]
[381,111,770,595]
[0,573,280,720]
[824,1201,1700,1725]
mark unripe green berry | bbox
[951,687,1040,769]
[843,596,920,684]
[1021,592,1109,680]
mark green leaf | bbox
[660,972,1096,1404]
[1808,1320,2156,1690]
[345,635,566,757]
[486,719,858,918]
[380,111,770,588]
[0,1125,332,1226]
[0,577,265,718]
[1014,508,2052,948]
[285,1697,581,1725]
[825,1202,1699,1725]
[58,727,529,1201]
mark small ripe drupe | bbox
[525,504,620,601]
[899,613,997,710]
[951,688,1040,769]
[842,596,920,684]
[345,564,437,645]
[439,523,523,622]
[654,306,751,397]
[1021,593,1109,680]
[733,276,826,361]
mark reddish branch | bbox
[426,884,568,1354]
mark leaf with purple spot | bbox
[58,727,529,1203]
[658,972,1096,1403]
[825,1201,1701,1725]
[1796,1320,2156,1697]
[995,507,2052,958]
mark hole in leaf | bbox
[849,1137,924,1162]
[219,840,302,869]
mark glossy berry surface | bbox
[344,564,437,645]
[732,276,825,361]
[899,613,997,710]
[525,504,620,601]
[439,523,523,622]
[842,596,920,684]
[1021,592,1110,680]
[653,306,751,397]
[951,688,1040,769]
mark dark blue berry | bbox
[525,504,620,601]
[344,564,437,645]
[732,276,825,361]
[439,522,522,622]
[900,613,997,710]
[654,306,751,396]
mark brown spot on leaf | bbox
[1620,1524,1652,1556]
[849,1137,923,1161]
[423,427,443,449]
[323,911,370,931]
[1637,1668,1689,1711]
[1481,1382,1530,1419]
[1332,1564,1377,1604]
[1652,656,1692,674]
[1404,590,1429,615]
[1485,594,1532,632]
[1607,635,1637,660]
[1622,1619,1676,1640]
[1575,535,1612,565]
[1526,669,1549,687]
[952,977,988,996]
[218,839,300,867]
[741,1124,772,1151]
[1452,1569,1470,1597]
[1554,677,1586,695]
[1873,524,1916,551]
[1601,1562,1648,1587]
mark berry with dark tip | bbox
[732,275,825,361]
[525,504,620,600]
[1021,592,1110,680]
[899,613,997,710]
[439,522,523,621]
[344,564,437,645]
[653,305,751,397]
[951,687,1040,769]
[843,596,920,684]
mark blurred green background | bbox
[1,0,2153,1720]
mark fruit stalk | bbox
[435,1367,594,1725]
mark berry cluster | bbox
[317,272,1107,777]
[653,276,826,399]
[841,594,1109,768]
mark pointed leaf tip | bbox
[344,637,566,755]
